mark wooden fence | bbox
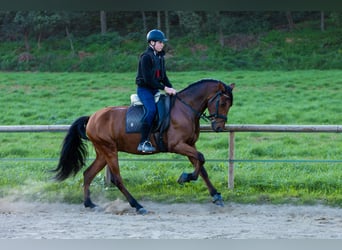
[1,124,341,189]
[202,124,342,189]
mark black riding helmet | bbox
[146,29,168,43]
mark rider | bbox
[135,29,177,153]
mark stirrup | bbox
[137,141,156,153]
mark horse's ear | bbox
[225,82,235,92]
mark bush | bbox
[0,23,341,72]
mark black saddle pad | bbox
[126,105,145,133]
[125,94,171,134]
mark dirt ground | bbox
[0,197,341,239]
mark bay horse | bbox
[53,79,235,214]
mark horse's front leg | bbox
[177,156,224,206]
[177,151,204,184]
[173,144,224,206]
[198,165,224,206]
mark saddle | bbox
[125,93,172,151]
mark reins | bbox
[175,94,204,119]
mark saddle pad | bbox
[125,105,145,133]
[130,92,161,106]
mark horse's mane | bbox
[178,79,224,94]
[177,78,233,105]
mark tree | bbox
[100,11,107,35]
[141,11,147,34]
[330,12,342,26]
[285,11,295,31]
[157,11,161,29]
[176,11,202,39]
[165,11,170,39]
[213,12,225,47]
[12,11,64,51]
[320,11,325,32]
[32,11,63,49]
[58,11,82,56]
[13,11,35,51]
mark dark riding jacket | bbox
[136,46,172,90]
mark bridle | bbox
[202,91,229,122]
[175,87,233,123]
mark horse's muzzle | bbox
[214,126,224,132]
[211,121,224,132]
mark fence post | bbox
[105,167,112,185]
[228,131,235,189]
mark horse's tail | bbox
[53,116,90,181]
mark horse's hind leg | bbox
[104,150,147,215]
[83,154,107,208]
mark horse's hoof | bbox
[137,207,148,215]
[84,199,97,209]
[212,193,224,207]
[177,172,189,184]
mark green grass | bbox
[0,70,341,207]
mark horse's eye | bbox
[220,97,230,107]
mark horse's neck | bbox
[178,85,213,115]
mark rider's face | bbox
[151,41,164,52]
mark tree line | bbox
[1,11,341,51]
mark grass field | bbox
[0,70,341,207]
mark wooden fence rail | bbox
[1,124,341,133]
[0,124,341,189]
[202,124,342,189]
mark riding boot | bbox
[137,123,156,153]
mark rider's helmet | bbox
[146,29,168,43]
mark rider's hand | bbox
[164,86,177,95]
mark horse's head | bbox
[206,82,235,132]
